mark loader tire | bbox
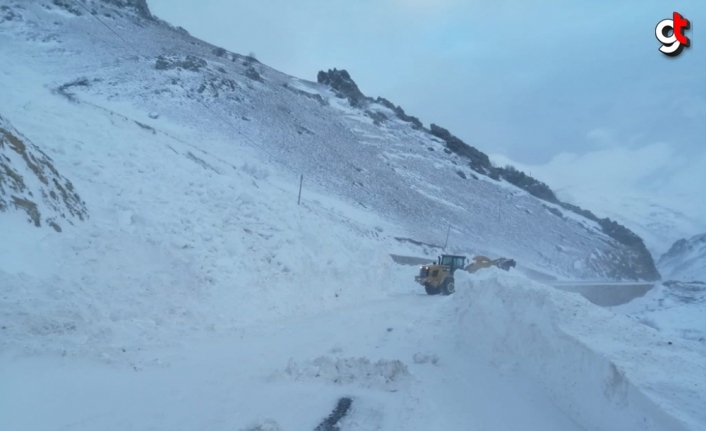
[425,284,440,295]
[441,278,455,296]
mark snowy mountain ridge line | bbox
[453,269,706,431]
[658,233,706,283]
[1,0,654,282]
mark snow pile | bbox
[412,352,439,365]
[615,281,706,344]
[451,269,706,431]
[273,356,411,391]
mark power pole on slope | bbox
[298,174,303,205]
[443,223,451,250]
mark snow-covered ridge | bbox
[452,269,705,431]
[659,233,706,282]
[0,114,87,231]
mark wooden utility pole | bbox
[443,223,451,250]
[297,174,303,205]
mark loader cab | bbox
[438,254,467,273]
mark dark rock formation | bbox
[497,165,559,203]
[376,97,423,129]
[317,68,366,107]
[101,0,152,19]
[245,66,263,82]
[429,124,493,175]
[365,110,388,126]
[155,55,207,72]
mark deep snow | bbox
[2,1,705,431]
[452,269,706,431]
[4,270,705,431]
[0,281,586,431]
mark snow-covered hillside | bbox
[2,2,705,430]
[0,114,87,232]
[490,152,706,258]
[551,185,704,259]
[0,0,658,281]
[0,69,413,358]
[659,233,706,282]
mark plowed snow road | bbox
[2,293,583,431]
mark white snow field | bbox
[1,2,705,431]
[615,280,706,345]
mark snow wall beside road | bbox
[452,269,705,431]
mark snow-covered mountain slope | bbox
[550,185,704,259]
[658,234,706,282]
[0,58,417,358]
[0,0,658,281]
[490,152,706,258]
[2,3,705,429]
[0,114,87,232]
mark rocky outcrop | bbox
[429,124,494,176]
[155,55,207,72]
[317,68,366,107]
[498,165,559,203]
[102,0,152,19]
[49,0,152,19]
[0,115,88,232]
[316,70,423,128]
[376,97,423,129]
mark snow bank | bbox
[451,269,706,431]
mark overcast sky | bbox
[147,0,706,236]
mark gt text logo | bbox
[656,12,691,56]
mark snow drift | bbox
[451,270,706,431]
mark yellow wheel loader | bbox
[415,254,516,295]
